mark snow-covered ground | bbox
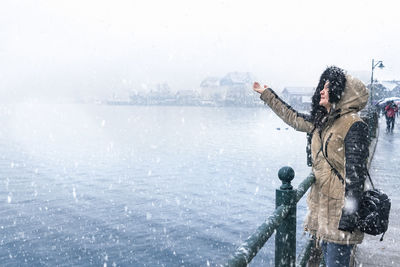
[355,118,400,266]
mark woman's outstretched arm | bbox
[253,82,314,133]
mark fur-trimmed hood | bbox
[323,75,369,128]
[334,74,369,114]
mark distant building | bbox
[281,87,314,110]
[199,72,259,106]
[379,80,400,91]
[199,77,224,101]
[129,82,175,105]
[371,80,400,103]
[200,77,220,88]
[222,72,256,105]
[220,72,255,86]
[175,90,199,105]
[379,80,400,95]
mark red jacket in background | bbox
[385,103,398,118]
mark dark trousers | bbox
[386,116,395,132]
[321,241,354,267]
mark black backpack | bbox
[356,175,391,240]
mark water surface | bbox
[0,103,311,266]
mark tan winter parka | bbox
[260,75,369,244]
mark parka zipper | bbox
[324,133,333,158]
[319,131,344,184]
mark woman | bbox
[253,66,369,267]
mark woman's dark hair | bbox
[310,66,347,127]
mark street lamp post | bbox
[370,59,385,105]
[368,59,385,140]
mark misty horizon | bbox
[1,0,400,103]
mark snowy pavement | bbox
[355,118,400,266]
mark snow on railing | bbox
[226,168,315,267]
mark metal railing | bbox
[226,167,315,266]
[360,104,379,140]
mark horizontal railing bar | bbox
[296,172,315,203]
[226,204,292,267]
[296,237,315,267]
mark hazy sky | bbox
[1,0,400,101]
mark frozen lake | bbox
[0,103,312,266]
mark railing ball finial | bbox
[278,166,294,190]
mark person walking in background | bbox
[384,100,398,133]
[253,66,369,267]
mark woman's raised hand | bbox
[253,82,268,94]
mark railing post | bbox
[275,167,297,267]
[367,105,377,140]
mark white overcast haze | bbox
[1,0,400,102]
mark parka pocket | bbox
[328,198,343,218]
[320,170,345,200]
[327,197,343,229]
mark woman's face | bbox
[319,81,331,110]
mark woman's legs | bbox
[391,117,395,132]
[321,241,354,267]
[386,117,391,132]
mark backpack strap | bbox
[322,151,375,190]
[380,231,386,241]
[366,170,375,190]
[317,127,375,189]
[321,150,345,184]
